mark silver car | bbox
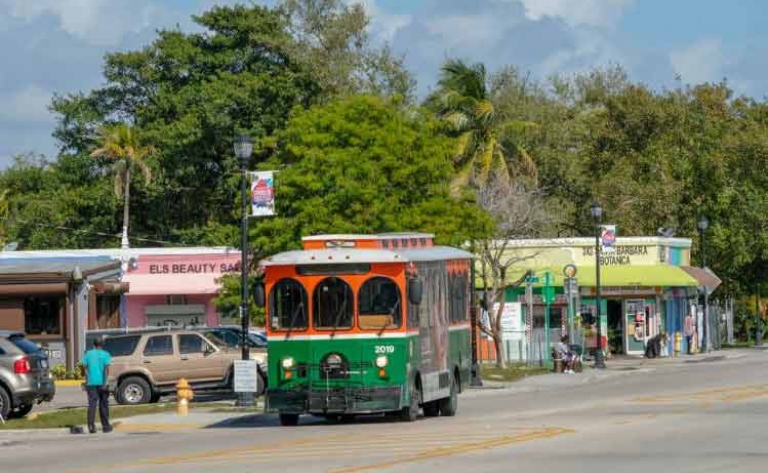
[0,331,55,419]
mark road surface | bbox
[4,349,768,473]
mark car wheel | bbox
[150,392,162,404]
[117,377,152,405]
[438,374,458,417]
[257,371,267,396]
[0,387,10,420]
[279,413,299,426]
[9,403,34,419]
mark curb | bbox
[54,380,83,387]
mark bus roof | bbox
[260,246,471,267]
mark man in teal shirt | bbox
[82,338,112,433]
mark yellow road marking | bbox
[114,424,203,432]
[630,384,768,405]
[329,427,574,473]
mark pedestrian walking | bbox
[684,312,695,354]
[82,338,113,434]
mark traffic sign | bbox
[542,286,556,304]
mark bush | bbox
[51,364,67,380]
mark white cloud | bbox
[0,0,163,45]
[517,0,634,27]
[0,85,53,124]
[670,38,724,85]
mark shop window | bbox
[24,296,62,336]
[166,295,187,305]
[533,306,563,329]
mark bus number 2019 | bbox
[375,345,395,354]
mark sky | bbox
[1,0,767,168]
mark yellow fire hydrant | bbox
[176,378,194,416]
[674,331,682,356]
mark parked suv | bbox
[105,330,266,405]
[0,331,55,419]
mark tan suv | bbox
[103,330,266,405]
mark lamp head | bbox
[233,134,253,164]
[697,216,709,232]
[589,202,603,221]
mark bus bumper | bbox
[267,386,402,414]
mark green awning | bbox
[476,264,698,288]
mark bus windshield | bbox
[270,278,308,330]
[358,276,401,330]
[313,277,354,330]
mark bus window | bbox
[313,277,354,330]
[358,277,402,330]
[270,278,308,330]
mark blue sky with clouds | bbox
[1,0,767,168]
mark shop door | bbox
[624,299,647,355]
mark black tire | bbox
[279,413,299,426]
[9,403,34,419]
[116,376,152,405]
[422,401,440,417]
[0,387,11,420]
[401,381,420,422]
[438,375,458,417]
[257,371,267,396]
[150,392,162,404]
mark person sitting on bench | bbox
[556,336,576,374]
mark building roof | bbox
[0,247,236,260]
[262,246,471,267]
[0,256,121,282]
[493,236,693,248]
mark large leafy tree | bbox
[250,95,493,256]
[90,124,154,249]
[50,2,410,248]
[428,60,536,192]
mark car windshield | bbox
[247,332,267,347]
[9,335,42,354]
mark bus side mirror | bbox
[253,283,265,308]
[408,278,423,305]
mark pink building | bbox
[123,252,241,327]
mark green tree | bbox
[428,60,536,192]
[90,124,154,249]
[251,95,492,255]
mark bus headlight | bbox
[375,355,388,368]
[281,357,295,370]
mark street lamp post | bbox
[234,134,254,406]
[590,202,606,369]
[697,216,710,353]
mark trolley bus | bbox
[255,233,472,426]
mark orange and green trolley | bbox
[258,233,472,426]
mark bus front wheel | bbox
[401,382,421,422]
[438,375,458,416]
[279,413,299,426]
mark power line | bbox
[0,216,194,247]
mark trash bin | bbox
[552,350,564,373]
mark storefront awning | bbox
[483,264,699,289]
[680,266,722,295]
[124,274,223,295]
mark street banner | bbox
[250,171,276,217]
[600,224,617,253]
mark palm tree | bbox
[90,124,154,249]
[430,59,536,192]
[0,189,10,247]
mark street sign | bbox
[563,264,577,278]
[233,360,260,393]
[542,271,555,304]
[525,276,539,284]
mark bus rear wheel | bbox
[401,382,420,422]
[438,375,458,417]
[279,413,299,426]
